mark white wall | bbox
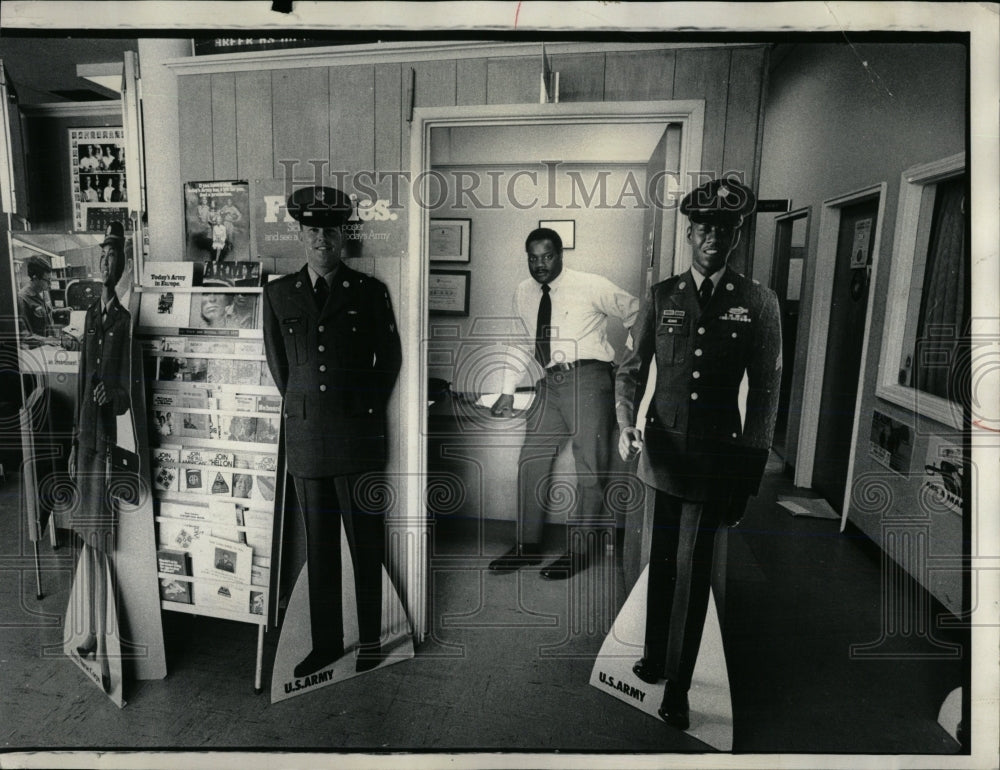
[753,42,967,614]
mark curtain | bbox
[914,174,967,400]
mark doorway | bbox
[768,207,809,465]
[406,101,705,638]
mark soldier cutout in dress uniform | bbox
[262,186,402,678]
[68,221,133,693]
[616,178,782,730]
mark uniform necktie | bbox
[314,276,329,309]
[698,277,713,312]
[534,283,551,367]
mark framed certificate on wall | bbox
[429,269,470,316]
[428,218,471,262]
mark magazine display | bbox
[140,279,282,631]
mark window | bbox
[877,153,966,428]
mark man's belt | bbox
[545,358,612,373]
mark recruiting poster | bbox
[69,126,128,233]
[184,181,251,262]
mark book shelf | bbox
[138,278,285,694]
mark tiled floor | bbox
[0,462,967,756]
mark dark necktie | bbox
[534,284,551,367]
[314,276,329,309]
[698,277,713,312]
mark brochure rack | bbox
[138,279,284,693]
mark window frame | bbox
[876,152,965,429]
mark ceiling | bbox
[0,36,138,104]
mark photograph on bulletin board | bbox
[68,127,129,233]
[184,180,251,262]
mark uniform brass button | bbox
[343,281,350,288]
[318,345,325,352]
[288,328,294,334]
[319,384,327,392]
[319,364,327,372]
[667,328,674,334]
[691,392,698,400]
[96,357,101,364]
[732,432,738,438]
[726,283,734,291]
[678,281,686,290]
[694,349,703,357]
[368,408,374,414]
[697,327,705,335]
[295,281,302,288]
[318,325,325,332]
[732,332,738,338]
[692,371,700,379]
[352,327,357,333]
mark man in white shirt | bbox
[489,227,639,580]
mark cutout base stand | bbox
[64,546,126,708]
[589,565,732,751]
[270,520,413,703]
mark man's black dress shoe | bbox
[294,645,344,678]
[355,643,384,673]
[539,550,588,580]
[488,544,542,572]
[657,682,690,730]
[632,657,664,684]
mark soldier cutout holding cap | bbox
[615,177,782,730]
[262,186,402,678]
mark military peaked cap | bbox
[286,186,353,228]
[680,178,756,224]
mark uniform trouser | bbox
[293,474,385,651]
[517,362,615,553]
[643,490,725,692]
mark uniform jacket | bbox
[263,263,402,478]
[17,286,53,346]
[73,295,133,454]
[616,267,781,501]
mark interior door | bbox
[622,123,681,592]
[768,210,809,463]
[812,196,879,511]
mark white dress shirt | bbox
[501,267,639,394]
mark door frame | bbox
[794,183,887,529]
[406,100,705,637]
[768,205,811,460]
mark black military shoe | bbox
[632,657,664,684]
[657,682,690,730]
[488,544,542,572]
[294,645,345,678]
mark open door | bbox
[622,123,682,591]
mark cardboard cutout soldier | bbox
[262,186,402,678]
[615,178,782,729]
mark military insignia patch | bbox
[720,306,751,322]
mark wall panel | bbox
[271,67,330,181]
[210,73,237,180]
[234,70,274,182]
[374,64,402,172]
[177,75,214,183]
[673,47,731,177]
[549,53,605,102]
[456,57,488,106]
[329,64,375,175]
[605,50,676,102]
[486,56,539,104]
